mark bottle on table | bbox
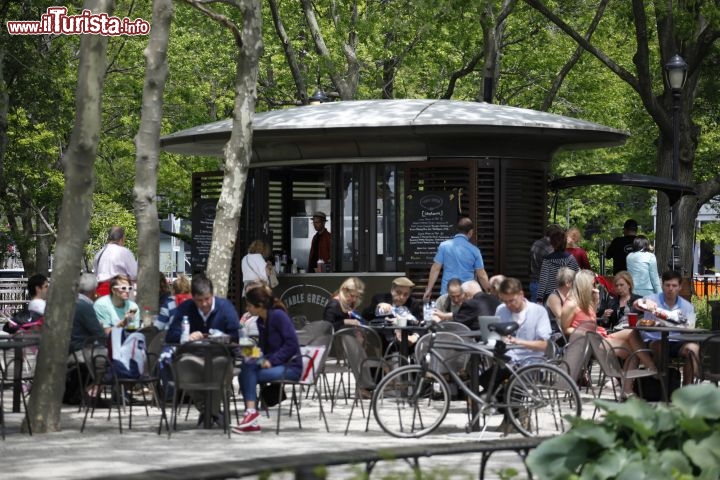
[142,307,152,327]
[180,315,190,343]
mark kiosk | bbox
[162,99,627,319]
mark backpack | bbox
[3,309,44,334]
[107,328,146,379]
[633,367,681,402]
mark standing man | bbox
[424,217,490,300]
[606,219,638,275]
[529,224,563,302]
[92,226,138,296]
[308,211,331,272]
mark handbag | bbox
[266,265,279,288]
[259,383,286,407]
[243,256,278,291]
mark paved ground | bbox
[2,380,603,480]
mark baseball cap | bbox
[392,276,415,288]
[312,211,327,221]
[623,219,638,230]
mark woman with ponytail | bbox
[233,285,301,433]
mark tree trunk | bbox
[197,0,262,296]
[27,0,111,433]
[35,209,51,276]
[134,0,174,315]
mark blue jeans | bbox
[529,280,539,302]
[239,363,300,402]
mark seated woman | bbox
[233,285,301,434]
[597,271,641,329]
[155,274,192,330]
[545,267,576,334]
[560,269,656,399]
[323,277,365,331]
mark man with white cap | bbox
[308,211,331,272]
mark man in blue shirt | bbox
[633,270,698,385]
[424,217,489,299]
[166,273,241,343]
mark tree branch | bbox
[540,0,608,111]
[183,0,244,48]
[524,0,639,90]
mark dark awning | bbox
[549,173,696,205]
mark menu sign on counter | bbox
[405,191,457,266]
[191,198,218,271]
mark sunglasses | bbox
[113,285,134,292]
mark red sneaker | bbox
[236,410,260,428]
[232,422,261,433]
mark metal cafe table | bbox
[0,334,40,413]
[368,321,428,359]
[634,324,709,402]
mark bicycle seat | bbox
[488,321,519,337]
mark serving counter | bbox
[274,272,405,326]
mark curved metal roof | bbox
[549,173,697,205]
[161,99,628,165]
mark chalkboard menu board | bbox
[191,198,218,271]
[405,191,457,266]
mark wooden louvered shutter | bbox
[499,161,548,289]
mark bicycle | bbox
[372,321,582,438]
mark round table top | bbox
[633,325,709,334]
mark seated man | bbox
[166,273,241,425]
[66,273,107,406]
[495,277,552,365]
[479,277,552,395]
[69,273,106,354]
[432,278,464,321]
[362,276,423,351]
[453,280,500,330]
[167,273,241,344]
[633,270,699,385]
[362,276,423,321]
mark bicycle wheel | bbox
[504,363,581,437]
[372,364,450,438]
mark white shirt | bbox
[28,298,46,315]
[93,243,138,282]
[241,253,268,284]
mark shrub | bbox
[526,384,720,479]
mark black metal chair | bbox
[262,331,333,434]
[697,333,720,385]
[80,334,168,434]
[0,333,40,439]
[166,340,234,438]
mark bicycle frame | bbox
[417,329,535,417]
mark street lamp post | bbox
[664,54,688,270]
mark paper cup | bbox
[396,316,407,327]
[685,312,696,328]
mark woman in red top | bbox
[565,227,592,270]
[561,270,656,398]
